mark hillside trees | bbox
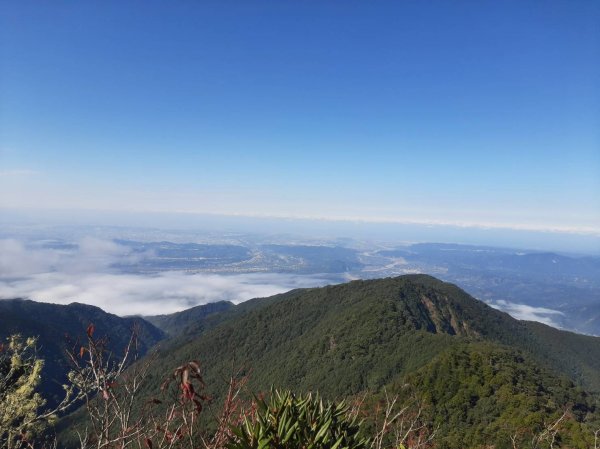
[4,324,600,449]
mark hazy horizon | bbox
[2,207,599,255]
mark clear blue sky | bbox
[1,1,599,235]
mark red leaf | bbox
[79,346,86,358]
[145,438,153,449]
[181,382,195,400]
[102,389,109,400]
[87,324,95,338]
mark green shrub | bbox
[228,389,369,449]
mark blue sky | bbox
[1,1,599,235]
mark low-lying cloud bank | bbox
[0,238,334,316]
[0,238,572,326]
[0,237,145,277]
[0,270,332,316]
[488,299,565,328]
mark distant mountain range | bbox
[7,275,597,447]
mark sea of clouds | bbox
[0,238,334,316]
[0,237,568,327]
[488,299,565,328]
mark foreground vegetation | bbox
[2,328,599,449]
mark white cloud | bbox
[62,237,145,273]
[0,239,62,277]
[0,238,334,315]
[489,300,565,327]
[0,270,332,316]
[0,237,143,277]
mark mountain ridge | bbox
[0,298,165,406]
[113,274,599,448]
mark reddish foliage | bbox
[182,382,195,400]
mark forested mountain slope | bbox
[0,299,164,406]
[145,300,234,336]
[97,275,598,448]
[148,275,600,394]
